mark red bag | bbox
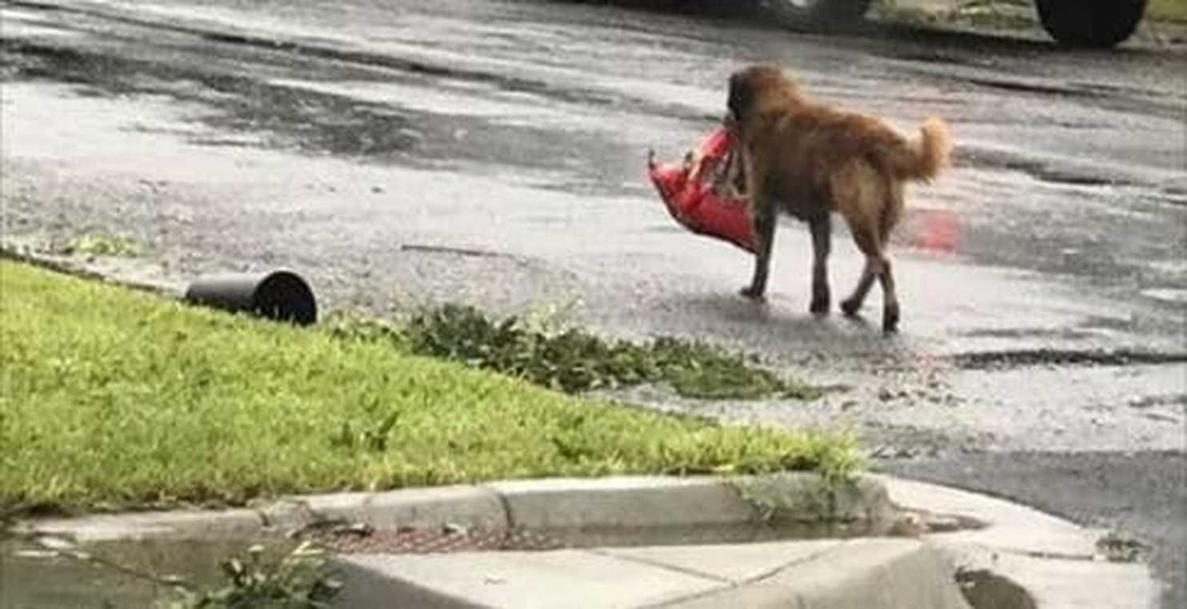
[647,128,756,253]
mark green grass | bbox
[1150,0,1187,23]
[0,261,860,516]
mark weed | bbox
[161,542,340,609]
[330,411,400,453]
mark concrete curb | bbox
[15,474,1157,608]
[327,475,1159,609]
[16,473,892,543]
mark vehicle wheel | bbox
[766,0,873,28]
[1035,0,1147,48]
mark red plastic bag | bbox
[647,128,756,253]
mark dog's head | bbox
[726,64,798,127]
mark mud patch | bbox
[949,348,1187,370]
[399,243,517,259]
[958,327,1098,341]
[315,526,565,554]
[311,520,879,555]
[956,568,1039,609]
[962,75,1092,98]
[1128,394,1187,410]
[960,145,1133,188]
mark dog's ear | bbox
[727,71,752,123]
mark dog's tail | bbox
[891,117,952,182]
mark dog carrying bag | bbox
[647,128,757,253]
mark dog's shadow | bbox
[665,291,900,353]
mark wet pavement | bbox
[1,0,1184,606]
[0,536,284,608]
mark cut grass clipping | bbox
[329,304,824,400]
[0,261,860,515]
[52,232,145,258]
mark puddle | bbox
[1142,288,1187,305]
[0,37,638,196]
[0,536,298,609]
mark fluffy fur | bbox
[726,64,952,332]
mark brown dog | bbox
[726,64,952,332]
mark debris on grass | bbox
[1095,531,1149,563]
[329,303,824,400]
[52,232,145,258]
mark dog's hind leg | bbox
[809,214,831,315]
[841,260,877,318]
[835,165,881,319]
[877,184,904,332]
[839,218,881,319]
[841,226,897,332]
[878,257,900,333]
[836,166,901,332]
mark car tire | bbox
[765,0,873,29]
[1035,0,1147,48]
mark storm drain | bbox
[314,527,567,555]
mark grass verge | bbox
[0,261,860,516]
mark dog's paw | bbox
[809,297,830,316]
[739,286,766,302]
[840,298,861,317]
[882,305,900,334]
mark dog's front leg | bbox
[741,192,776,301]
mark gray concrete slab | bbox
[596,538,842,584]
[660,538,971,609]
[338,549,725,609]
[960,549,1159,609]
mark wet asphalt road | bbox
[1,0,1185,605]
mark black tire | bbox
[1035,0,1147,48]
[765,0,873,28]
